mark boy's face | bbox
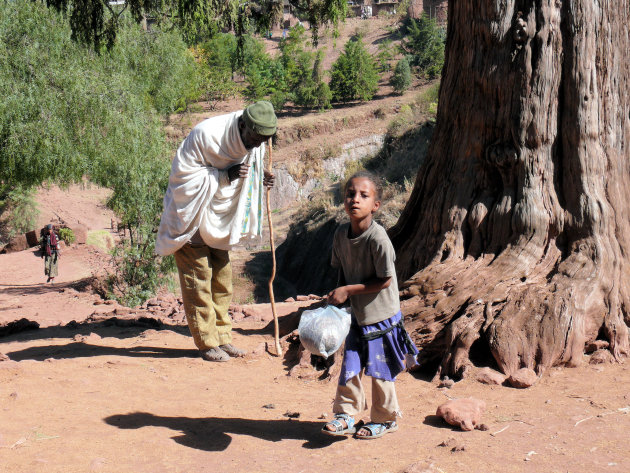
[344,177,380,220]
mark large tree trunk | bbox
[390,0,630,379]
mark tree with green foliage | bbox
[400,13,445,79]
[243,38,287,104]
[0,1,197,301]
[41,0,347,51]
[390,56,411,94]
[329,37,380,102]
[278,26,331,110]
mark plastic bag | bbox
[298,305,351,358]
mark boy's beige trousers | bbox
[333,373,399,423]
[174,243,233,350]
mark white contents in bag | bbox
[297,305,351,358]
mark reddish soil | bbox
[2,18,630,472]
[2,180,630,473]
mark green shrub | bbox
[279,27,330,110]
[329,38,380,102]
[391,57,412,94]
[106,234,176,308]
[0,185,39,240]
[400,14,445,79]
[58,227,76,245]
[415,80,441,117]
[376,40,396,72]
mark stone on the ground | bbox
[296,295,310,301]
[436,397,486,431]
[4,234,29,253]
[400,461,443,473]
[590,349,614,364]
[438,377,454,388]
[508,368,538,388]
[25,230,39,247]
[585,340,609,353]
[477,367,506,385]
[284,297,295,302]
[0,318,40,337]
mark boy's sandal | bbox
[354,421,398,440]
[321,414,362,437]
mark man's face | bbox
[239,119,269,150]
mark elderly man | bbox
[156,101,277,362]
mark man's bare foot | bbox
[200,347,230,362]
[219,344,246,357]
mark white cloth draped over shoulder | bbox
[155,111,265,256]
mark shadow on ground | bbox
[104,411,343,450]
[5,342,198,362]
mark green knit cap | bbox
[243,101,277,136]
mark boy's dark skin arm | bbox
[327,267,392,305]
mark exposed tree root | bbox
[400,243,630,379]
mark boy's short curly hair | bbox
[344,171,383,201]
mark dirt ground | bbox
[2,182,630,473]
[2,17,630,471]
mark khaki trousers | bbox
[44,253,58,277]
[174,244,233,350]
[333,373,400,423]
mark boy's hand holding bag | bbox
[298,305,351,358]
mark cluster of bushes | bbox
[391,13,445,93]
[197,25,380,110]
[196,13,445,107]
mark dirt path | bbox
[2,311,630,472]
[2,20,630,469]
[1,195,630,472]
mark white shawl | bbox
[155,111,265,256]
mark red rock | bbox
[284,297,296,302]
[590,349,614,364]
[25,230,39,247]
[436,397,486,431]
[438,378,455,388]
[296,295,310,301]
[508,368,538,388]
[477,367,507,385]
[586,340,609,354]
[4,234,29,253]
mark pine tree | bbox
[390,57,411,94]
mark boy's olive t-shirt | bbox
[331,220,400,325]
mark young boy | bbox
[323,171,418,439]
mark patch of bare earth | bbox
[2,143,630,473]
[2,18,630,473]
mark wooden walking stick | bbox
[266,137,282,356]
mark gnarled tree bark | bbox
[389,0,630,379]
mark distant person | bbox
[156,101,277,362]
[322,171,418,439]
[41,224,60,284]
